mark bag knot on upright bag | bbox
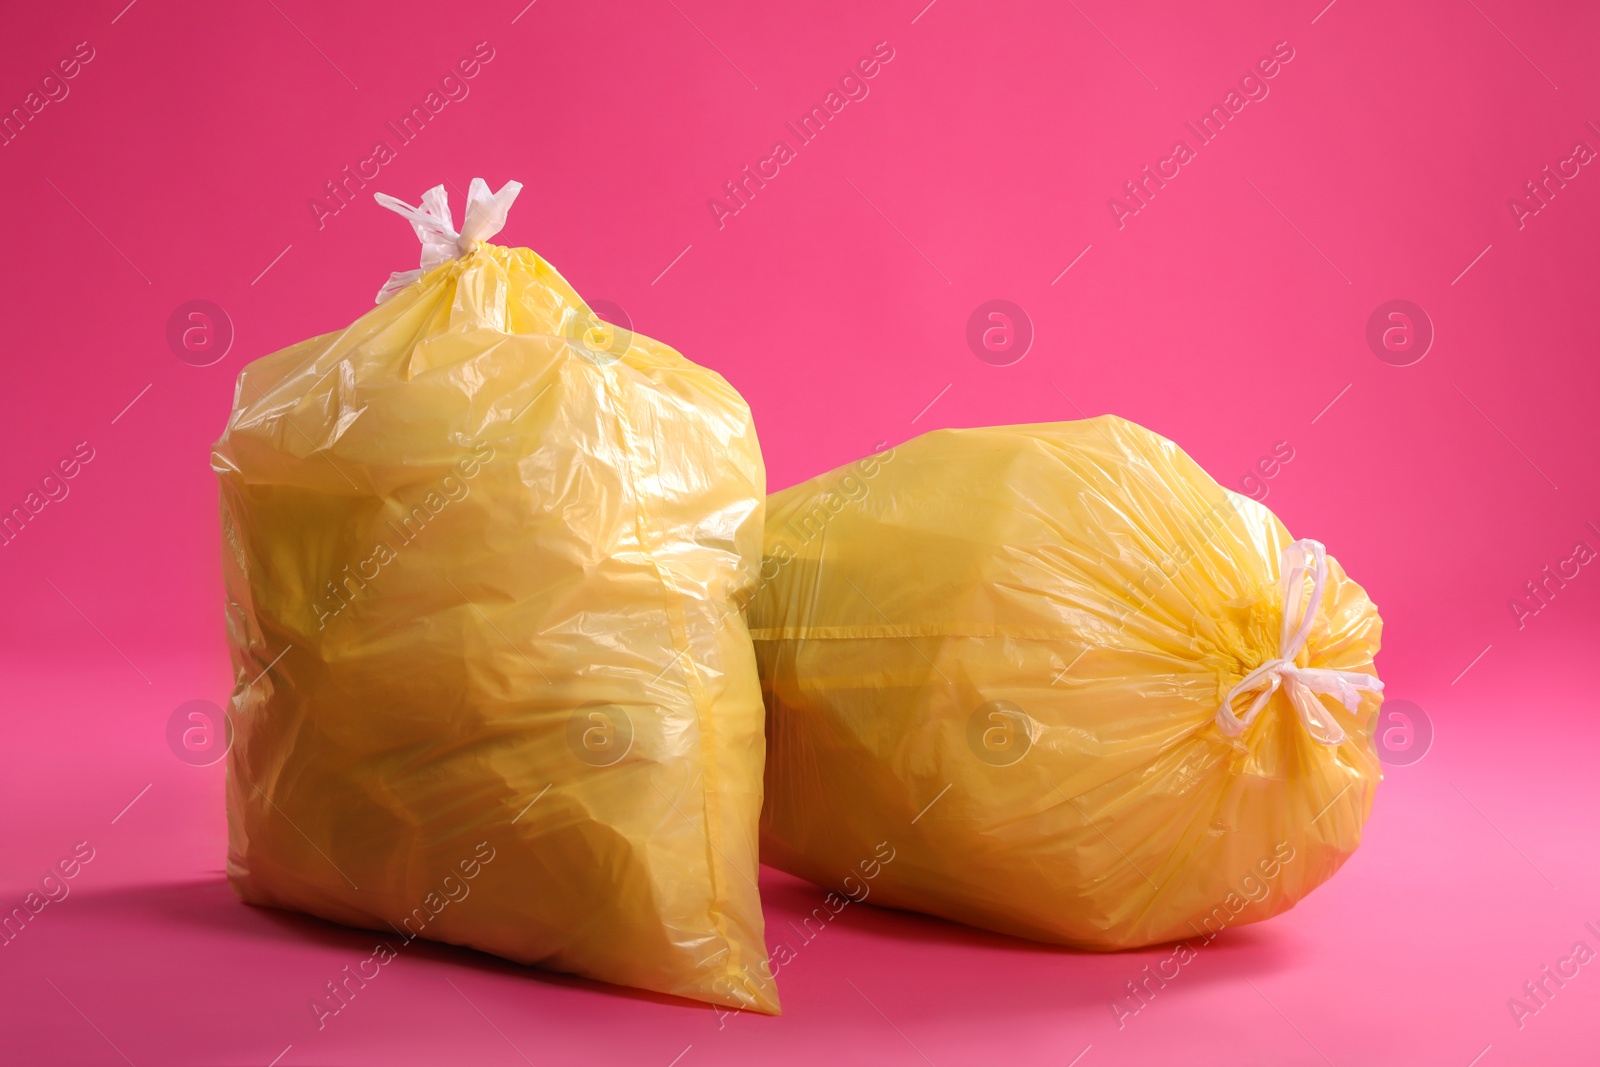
[371,177,522,304]
[213,178,778,1013]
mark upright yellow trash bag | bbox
[749,417,1383,950]
[213,179,778,1013]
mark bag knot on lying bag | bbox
[1212,538,1382,746]
[213,177,778,1013]
[749,418,1385,951]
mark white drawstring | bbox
[1213,538,1383,746]
[371,177,523,303]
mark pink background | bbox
[3,0,1598,1063]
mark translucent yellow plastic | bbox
[213,242,778,1013]
[749,418,1383,950]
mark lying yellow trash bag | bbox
[214,179,777,1013]
[749,417,1383,950]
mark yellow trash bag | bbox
[213,179,777,1013]
[748,417,1383,950]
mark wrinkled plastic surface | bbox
[749,418,1383,950]
[213,243,778,1012]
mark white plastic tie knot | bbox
[371,177,523,303]
[1213,538,1383,746]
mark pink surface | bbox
[1,0,1597,1063]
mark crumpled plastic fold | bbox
[748,417,1384,950]
[213,222,778,1012]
